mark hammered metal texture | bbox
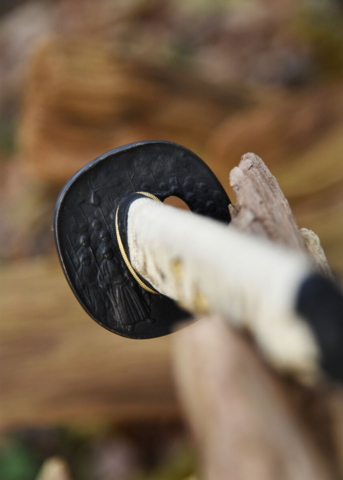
[54,141,231,338]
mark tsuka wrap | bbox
[116,192,161,294]
[127,197,321,384]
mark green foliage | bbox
[296,1,343,78]
[0,439,41,480]
[0,116,16,155]
[134,441,196,480]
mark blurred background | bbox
[1,0,343,478]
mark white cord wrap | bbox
[127,198,320,383]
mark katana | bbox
[54,141,343,384]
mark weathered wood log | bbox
[0,256,179,430]
[172,153,343,479]
[19,36,250,185]
[229,152,306,250]
[300,228,335,280]
[173,316,340,480]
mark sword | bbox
[54,141,343,385]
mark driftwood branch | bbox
[229,153,306,250]
[300,228,335,280]
[173,316,338,480]
[172,153,343,480]
[230,153,333,279]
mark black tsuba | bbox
[54,141,231,339]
